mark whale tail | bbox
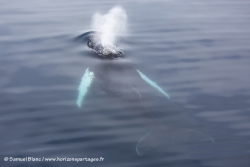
[136,128,215,156]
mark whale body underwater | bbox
[76,31,170,108]
[75,31,215,156]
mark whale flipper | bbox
[77,67,95,108]
[136,69,170,99]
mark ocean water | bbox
[1,0,250,167]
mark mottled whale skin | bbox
[87,34,122,59]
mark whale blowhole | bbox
[88,6,127,59]
[87,34,123,59]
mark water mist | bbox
[91,6,127,47]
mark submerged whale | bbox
[76,31,214,156]
[77,32,170,108]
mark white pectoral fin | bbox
[77,67,95,108]
[136,69,170,99]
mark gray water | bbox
[1,0,250,167]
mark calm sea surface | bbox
[1,0,250,167]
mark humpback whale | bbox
[75,31,215,156]
[77,32,170,108]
